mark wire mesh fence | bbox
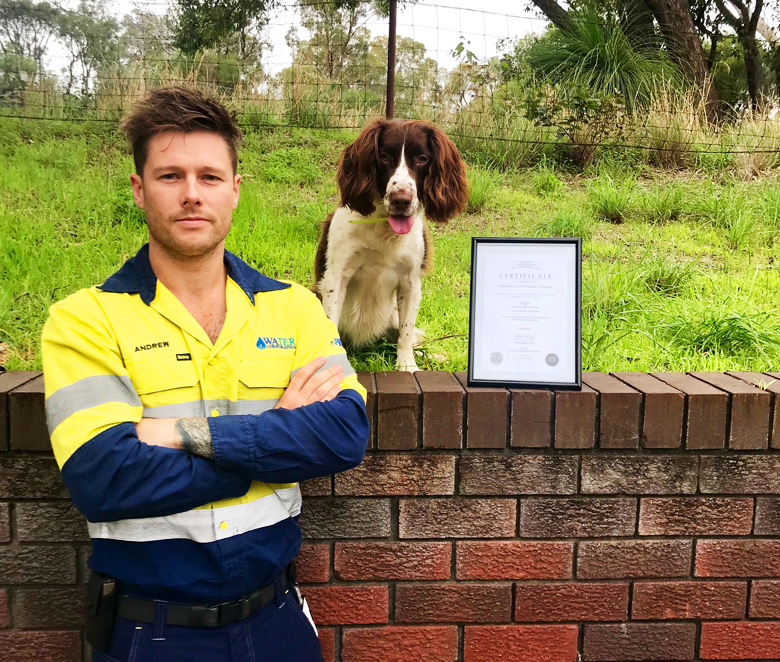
[1,0,779,170]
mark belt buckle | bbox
[219,598,251,626]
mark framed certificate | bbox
[467,237,581,389]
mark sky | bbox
[52,0,549,76]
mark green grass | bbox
[2,120,780,373]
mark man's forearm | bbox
[135,417,214,460]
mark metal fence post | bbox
[386,0,398,119]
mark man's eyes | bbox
[159,173,221,181]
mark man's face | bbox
[130,131,240,259]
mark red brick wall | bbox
[2,369,780,662]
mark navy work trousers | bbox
[92,579,325,662]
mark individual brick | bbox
[414,371,464,449]
[0,546,77,584]
[13,589,88,629]
[459,454,577,496]
[520,498,636,538]
[577,540,693,579]
[464,625,579,662]
[652,372,727,449]
[334,453,455,496]
[691,371,770,449]
[639,497,753,536]
[750,580,780,618]
[0,590,8,628]
[701,622,780,660]
[456,541,573,580]
[756,498,780,535]
[299,499,391,539]
[631,581,746,620]
[729,371,780,449]
[318,628,335,662]
[554,384,597,449]
[0,456,69,499]
[295,543,330,584]
[8,375,50,451]
[399,498,516,539]
[0,503,9,542]
[395,583,512,623]
[302,585,389,625]
[300,476,332,497]
[612,372,684,448]
[342,626,458,662]
[375,371,418,449]
[581,454,697,495]
[700,456,780,495]
[696,539,780,577]
[356,371,375,449]
[0,371,40,451]
[583,623,696,661]
[454,372,508,448]
[15,502,89,542]
[335,542,451,581]
[510,389,552,448]
[515,583,628,622]
[582,372,641,448]
[0,630,81,662]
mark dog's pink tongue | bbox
[388,215,414,234]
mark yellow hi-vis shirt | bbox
[42,244,368,602]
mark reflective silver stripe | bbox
[87,486,301,543]
[46,375,142,433]
[290,353,355,380]
[143,399,278,418]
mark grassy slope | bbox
[1,119,779,373]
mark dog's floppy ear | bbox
[337,119,386,217]
[421,124,469,223]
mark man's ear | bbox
[232,173,241,210]
[130,173,144,210]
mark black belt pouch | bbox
[86,571,121,653]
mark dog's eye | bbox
[416,155,429,165]
[379,153,390,162]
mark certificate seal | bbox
[490,352,503,365]
[545,353,559,366]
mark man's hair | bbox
[121,86,243,175]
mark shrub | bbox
[536,206,595,240]
[587,175,634,223]
[467,168,502,211]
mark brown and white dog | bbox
[313,119,469,371]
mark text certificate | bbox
[468,238,581,388]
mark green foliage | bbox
[639,253,698,296]
[536,206,595,240]
[638,183,687,223]
[532,166,565,197]
[587,175,634,223]
[525,9,684,112]
[467,168,502,212]
[259,147,322,184]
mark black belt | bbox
[115,568,295,628]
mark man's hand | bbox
[275,356,343,410]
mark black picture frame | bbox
[467,237,582,390]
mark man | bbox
[41,86,369,662]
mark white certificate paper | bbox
[469,240,580,387]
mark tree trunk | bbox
[742,33,763,109]
[617,0,659,50]
[529,0,576,34]
[643,0,720,122]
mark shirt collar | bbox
[98,243,290,305]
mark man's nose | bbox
[182,176,201,206]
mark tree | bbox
[172,0,276,62]
[57,0,119,95]
[714,0,764,109]
[0,0,61,83]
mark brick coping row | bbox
[2,369,779,452]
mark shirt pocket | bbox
[238,356,293,390]
[127,358,200,407]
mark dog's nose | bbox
[389,191,413,208]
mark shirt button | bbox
[212,409,220,417]
[208,358,217,366]
[220,521,228,530]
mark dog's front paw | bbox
[396,357,419,372]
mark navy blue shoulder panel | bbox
[97,244,290,305]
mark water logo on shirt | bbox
[331,338,343,347]
[256,337,296,350]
